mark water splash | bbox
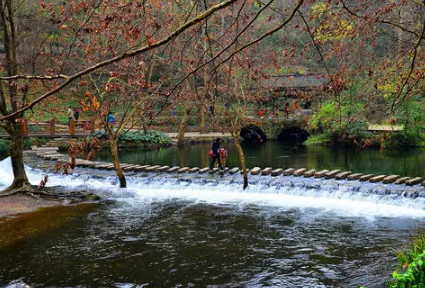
[1,158,425,219]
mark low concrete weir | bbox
[24,148,425,201]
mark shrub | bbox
[388,233,425,287]
[91,129,172,146]
[0,139,9,160]
[391,251,425,287]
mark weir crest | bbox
[18,146,425,208]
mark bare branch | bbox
[0,74,69,80]
[391,17,425,112]
[165,0,274,98]
[212,0,305,71]
[0,0,238,122]
[340,0,425,40]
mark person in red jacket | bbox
[219,147,228,169]
[209,138,223,169]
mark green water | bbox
[94,141,425,178]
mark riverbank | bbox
[0,194,60,221]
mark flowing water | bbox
[1,143,425,287]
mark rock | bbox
[177,167,190,173]
[209,168,219,174]
[138,165,152,171]
[314,170,329,178]
[250,167,262,175]
[156,166,171,172]
[383,175,400,184]
[123,165,140,171]
[271,168,283,176]
[95,163,114,170]
[261,167,273,176]
[369,175,386,183]
[406,177,422,186]
[166,166,180,173]
[84,193,101,201]
[293,168,307,176]
[229,167,240,175]
[199,167,210,173]
[395,177,410,185]
[324,170,341,179]
[283,168,295,176]
[347,173,363,180]
[145,165,161,172]
[189,167,200,173]
[359,174,374,182]
[303,169,316,178]
[335,171,352,180]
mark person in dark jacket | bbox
[209,137,223,169]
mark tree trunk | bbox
[177,111,189,144]
[234,133,248,190]
[3,121,31,192]
[109,136,126,188]
[198,104,206,133]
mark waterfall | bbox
[1,157,425,218]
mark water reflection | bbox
[94,141,425,177]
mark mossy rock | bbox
[84,193,101,201]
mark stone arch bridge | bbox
[240,113,312,143]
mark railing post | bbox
[50,119,55,136]
[22,118,28,137]
[70,119,75,136]
[90,117,95,133]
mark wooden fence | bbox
[18,118,96,137]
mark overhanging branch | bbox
[0,0,238,122]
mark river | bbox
[1,143,425,287]
[94,141,425,177]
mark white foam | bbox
[1,158,425,219]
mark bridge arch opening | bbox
[240,125,267,143]
[277,126,310,144]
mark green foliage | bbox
[23,138,50,150]
[92,129,172,146]
[120,130,172,145]
[0,138,50,160]
[395,234,425,268]
[391,251,425,288]
[387,233,425,287]
[308,100,373,147]
[390,99,425,148]
[0,139,9,160]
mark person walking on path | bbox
[74,107,80,121]
[293,101,299,111]
[108,112,116,127]
[209,137,223,170]
[284,102,290,118]
[219,146,228,169]
[67,106,74,126]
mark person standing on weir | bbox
[209,137,223,170]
